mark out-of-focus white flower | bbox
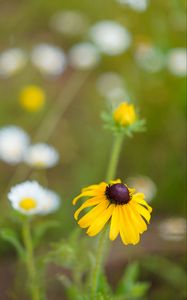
[50,10,88,37]
[96,72,130,107]
[89,21,132,56]
[8,181,60,215]
[0,48,27,78]
[8,181,47,215]
[134,43,165,73]
[117,0,148,12]
[39,189,60,215]
[158,217,186,241]
[24,143,59,169]
[31,44,67,77]
[0,126,30,165]
[127,176,157,202]
[167,48,187,77]
[97,72,124,97]
[69,42,100,70]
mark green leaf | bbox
[130,282,150,298]
[0,228,25,257]
[116,262,139,295]
[98,272,113,297]
[59,275,85,300]
[95,292,113,300]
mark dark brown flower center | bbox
[105,183,130,205]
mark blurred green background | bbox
[0,0,186,299]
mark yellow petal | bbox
[82,184,100,192]
[124,204,140,244]
[74,196,105,220]
[72,190,97,205]
[82,182,106,192]
[121,205,139,245]
[110,179,121,184]
[78,200,109,228]
[131,201,151,223]
[135,198,152,213]
[118,206,130,245]
[127,202,147,234]
[133,192,145,199]
[109,205,120,241]
[86,204,114,236]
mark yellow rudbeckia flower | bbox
[73,179,152,245]
[113,102,136,126]
[19,85,45,112]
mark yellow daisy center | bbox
[19,197,37,210]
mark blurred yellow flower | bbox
[113,102,136,126]
[73,179,152,245]
[19,85,45,112]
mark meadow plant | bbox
[1,100,151,300]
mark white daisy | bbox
[8,181,47,215]
[50,10,88,37]
[127,176,157,202]
[117,0,148,12]
[89,21,132,56]
[69,42,100,70]
[39,189,60,215]
[158,218,187,241]
[0,126,30,165]
[167,48,187,77]
[31,43,67,77]
[24,143,59,169]
[134,43,165,73]
[0,48,27,78]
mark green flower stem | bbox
[105,133,124,182]
[91,133,124,300]
[22,219,40,300]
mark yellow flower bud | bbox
[113,102,136,126]
[19,85,45,112]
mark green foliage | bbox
[142,256,187,298]
[97,272,113,298]
[45,228,95,298]
[48,237,150,300]
[33,220,59,247]
[0,228,25,258]
[115,262,150,300]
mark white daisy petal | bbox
[31,43,67,77]
[50,10,88,37]
[134,43,165,73]
[0,126,30,165]
[117,0,148,12]
[8,181,46,215]
[89,21,132,56]
[8,181,61,216]
[0,48,27,78]
[69,42,100,70]
[167,48,187,77]
[39,189,60,215]
[24,143,59,169]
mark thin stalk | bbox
[22,219,40,300]
[90,133,124,299]
[105,134,124,182]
